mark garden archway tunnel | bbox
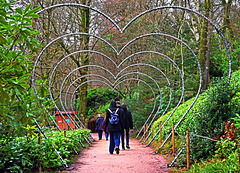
[32,3,232,169]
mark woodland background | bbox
[0,0,240,172]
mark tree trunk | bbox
[77,0,91,123]
[222,0,233,34]
[197,0,211,91]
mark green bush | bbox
[152,70,240,163]
[0,129,90,172]
[187,150,240,173]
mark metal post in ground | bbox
[187,130,190,169]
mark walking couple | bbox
[104,100,133,154]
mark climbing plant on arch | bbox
[32,3,232,168]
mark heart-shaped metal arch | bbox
[63,71,164,132]
[33,32,190,143]
[67,78,157,130]
[36,3,231,80]
[63,72,161,129]
[45,46,180,137]
[32,4,232,148]
[58,65,158,129]
[52,51,183,141]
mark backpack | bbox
[108,108,119,125]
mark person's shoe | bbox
[106,139,108,140]
[126,145,130,149]
[115,147,120,154]
[122,146,125,150]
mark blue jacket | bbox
[104,101,124,132]
[96,117,104,130]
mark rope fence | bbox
[141,121,238,169]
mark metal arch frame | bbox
[36,3,231,80]
[31,4,233,165]
[115,72,163,140]
[64,72,161,119]
[59,66,158,126]
[64,74,112,128]
[58,60,182,143]
[68,78,157,126]
[42,35,183,136]
[122,6,232,80]
[34,30,201,150]
[34,32,194,138]
[116,62,182,140]
[45,49,166,136]
[47,50,117,133]
[64,71,163,139]
[66,72,161,124]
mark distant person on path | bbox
[96,114,104,140]
[104,100,124,154]
[101,118,109,140]
[121,103,133,149]
[116,100,126,150]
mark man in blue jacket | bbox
[104,100,124,154]
[96,114,104,140]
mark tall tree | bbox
[198,0,211,91]
[77,0,91,122]
[32,0,92,123]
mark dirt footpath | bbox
[69,133,170,173]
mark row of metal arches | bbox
[32,3,231,169]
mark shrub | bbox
[0,129,90,172]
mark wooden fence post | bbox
[146,124,148,138]
[187,130,190,169]
[135,124,137,135]
[64,129,66,137]
[159,121,162,144]
[151,125,153,138]
[38,133,41,173]
[143,125,146,141]
[172,125,175,155]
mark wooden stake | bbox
[172,125,175,155]
[38,133,41,173]
[159,121,162,144]
[38,132,41,145]
[64,129,66,137]
[187,130,190,169]
[134,124,137,135]
[146,124,148,137]
[143,125,146,141]
[151,126,153,138]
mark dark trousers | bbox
[105,132,109,140]
[97,130,103,140]
[120,130,125,148]
[109,131,121,154]
[126,128,130,145]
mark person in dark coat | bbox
[101,118,109,140]
[104,100,124,154]
[96,114,104,140]
[121,103,133,149]
[116,100,125,150]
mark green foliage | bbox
[0,1,44,137]
[0,129,90,172]
[152,70,240,164]
[210,29,240,77]
[122,87,155,130]
[85,88,118,118]
[214,139,238,160]
[183,76,238,161]
[187,150,240,173]
[233,113,240,131]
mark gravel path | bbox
[69,133,170,173]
